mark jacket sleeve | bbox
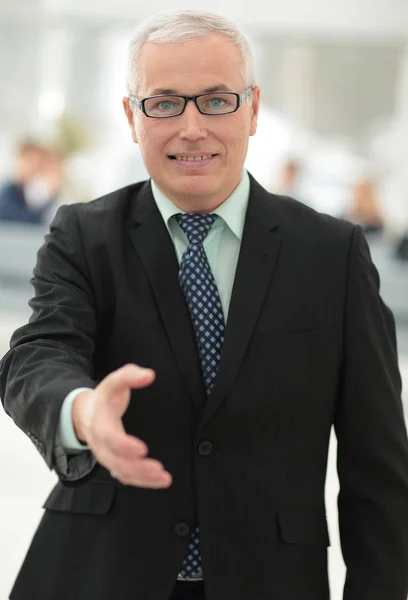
[0,204,98,481]
[334,225,408,599]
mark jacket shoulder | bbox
[72,180,149,218]
[49,180,150,240]
[270,191,355,244]
[249,174,354,244]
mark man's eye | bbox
[157,101,175,111]
[209,98,225,108]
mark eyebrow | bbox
[149,84,233,96]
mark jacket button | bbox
[198,440,213,456]
[174,522,190,537]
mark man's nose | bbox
[178,100,208,141]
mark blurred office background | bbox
[0,0,408,598]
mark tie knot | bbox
[175,213,217,245]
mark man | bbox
[1,10,408,600]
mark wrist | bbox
[72,390,94,444]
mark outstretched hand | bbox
[72,364,172,488]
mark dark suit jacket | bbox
[1,175,408,600]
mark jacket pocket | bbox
[43,481,116,515]
[278,508,330,547]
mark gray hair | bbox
[126,9,256,96]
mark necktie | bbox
[175,213,225,579]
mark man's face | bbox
[123,34,260,210]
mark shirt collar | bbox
[151,170,250,241]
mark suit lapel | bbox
[128,182,206,408]
[199,176,282,429]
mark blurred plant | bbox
[54,114,92,155]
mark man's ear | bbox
[249,85,260,137]
[123,97,138,144]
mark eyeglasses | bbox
[129,87,253,118]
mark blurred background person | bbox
[344,178,384,235]
[278,158,302,196]
[394,229,408,260]
[0,140,64,225]
[275,156,315,207]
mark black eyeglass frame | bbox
[128,87,253,118]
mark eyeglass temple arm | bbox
[129,96,142,110]
[239,86,253,104]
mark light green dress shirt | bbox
[58,171,250,454]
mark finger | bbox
[108,456,172,484]
[132,472,172,489]
[101,364,155,396]
[108,456,166,478]
[89,416,149,458]
[112,467,173,489]
[103,431,149,459]
[91,429,154,470]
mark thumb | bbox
[101,363,156,398]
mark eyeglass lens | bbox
[144,93,238,117]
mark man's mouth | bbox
[169,154,216,161]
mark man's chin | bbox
[164,174,218,196]
[174,177,217,198]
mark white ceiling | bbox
[2,0,408,39]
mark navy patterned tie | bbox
[175,213,225,579]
